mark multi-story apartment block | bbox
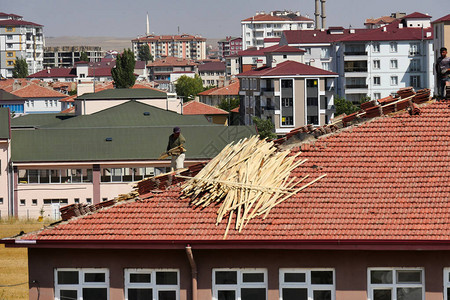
[132,34,206,60]
[241,10,314,50]
[43,46,103,68]
[336,12,434,103]
[197,62,226,87]
[364,12,405,29]
[432,14,450,58]
[237,46,337,133]
[0,12,44,78]
[218,37,242,59]
[147,56,197,82]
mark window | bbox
[373,43,380,52]
[410,75,421,88]
[125,269,179,300]
[20,199,26,206]
[444,268,450,300]
[0,198,3,205]
[390,59,398,69]
[374,77,381,85]
[409,43,420,56]
[86,198,92,204]
[374,93,381,99]
[7,52,13,57]
[55,268,109,300]
[391,76,398,86]
[373,60,380,69]
[74,198,80,204]
[304,48,311,55]
[321,48,330,59]
[32,199,38,206]
[321,62,330,71]
[18,169,93,184]
[6,26,13,32]
[368,268,423,300]
[410,59,420,72]
[102,198,108,202]
[7,60,14,66]
[390,42,397,52]
[213,268,267,300]
[101,167,153,182]
[43,199,68,205]
[279,269,335,300]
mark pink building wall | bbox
[0,140,10,218]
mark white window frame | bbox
[374,93,381,100]
[367,267,424,300]
[124,268,180,300]
[373,43,380,53]
[390,59,398,69]
[390,76,398,86]
[444,268,450,300]
[373,60,380,69]
[212,268,267,300]
[279,268,335,300]
[373,76,381,86]
[54,268,109,300]
[390,42,398,52]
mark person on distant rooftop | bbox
[167,126,186,171]
[436,47,450,99]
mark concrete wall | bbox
[0,140,10,218]
[28,248,450,300]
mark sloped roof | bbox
[28,68,77,78]
[242,14,313,22]
[12,83,67,99]
[198,81,240,96]
[133,34,206,42]
[0,19,42,27]
[20,100,450,242]
[183,101,228,115]
[264,45,306,53]
[0,108,10,139]
[148,57,197,67]
[339,20,433,42]
[10,113,72,128]
[0,89,25,101]
[282,28,370,44]
[365,16,397,25]
[237,60,338,77]
[11,124,256,162]
[76,88,166,100]
[402,12,432,19]
[197,62,226,72]
[432,14,450,24]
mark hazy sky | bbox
[1,0,448,38]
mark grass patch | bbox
[0,219,51,300]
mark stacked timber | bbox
[181,136,325,238]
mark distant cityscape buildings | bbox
[43,46,104,68]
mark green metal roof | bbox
[11,113,75,128]
[77,88,167,100]
[0,89,25,102]
[0,108,10,139]
[11,126,256,162]
[48,101,211,128]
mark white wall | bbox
[24,98,63,114]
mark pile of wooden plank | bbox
[181,136,326,238]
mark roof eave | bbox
[4,239,450,251]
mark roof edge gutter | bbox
[4,239,450,251]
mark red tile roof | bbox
[60,95,77,102]
[339,21,433,42]
[182,100,228,115]
[264,45,306,53]
[0,19,42,27]
[133,34,206,42]
[11,83,67,98]
[237,60,338,77]
[365,16,397,25]
[197,62,226,72]
[198,81,240,96]
[28,68,76,78]
[88,67,112,77]
[432,14,450,24]
[282,28,371,44]
[402,12,432,19]
[147,57,197,67]
[21,100,450,242]
[242,14,313,22]
[230,106,240,113]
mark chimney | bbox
[314,0,320,29]
[321,0,326,29]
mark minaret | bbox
[314,0,320,29]
[321,0,326,29]
[146,12,150,36]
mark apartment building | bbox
[0,12,44,78]
[217,37,242,59]
[237,46,337,133]
[147,56,197,84]
[197,62,226,87]
[241,10,314,50]
[132,34,206,60]
[336,12,434,103]
[43,46,103,68]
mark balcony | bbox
[345,84,368,89]
[344,67,368,73]
[344,51,367,55]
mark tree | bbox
[252,116,277,140]
[79,51,89,62]
[111,49,136,88]
[175,75,204,101]
[138,44,153,62]
[218,97,240,112]
[334,95,360,116]
[12,57,28,78]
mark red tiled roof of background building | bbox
[230,106,240,113]
[60,95,77,102]
[0,19,42,27]
[264,45,306,53]
[0,12,23,18]
[339,20,433,42]
[22,100,450,241]
[365,16,397,25]
[60,106,75,114]
[197,62,226,72]
[132,34,206,42]
[182,100,229,115]
[264,38,281,43]
[198,81,240,96]
[432,14,450,23]
[402,12,432,19]
[242,14,313,22]
[88,67,111,77]
[282,28,371,44]
[28,68,77,78]
[147,56,197,67]
[11,83,67,98]
[237,60,338,77]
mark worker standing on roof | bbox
[436,47,450,99]
[167,126,186,171]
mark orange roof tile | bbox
[20,100,450,242]
[182,100,228,115]
[11,83,67,98]
[198,81,240,96]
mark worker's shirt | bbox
[167,133,186,152]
